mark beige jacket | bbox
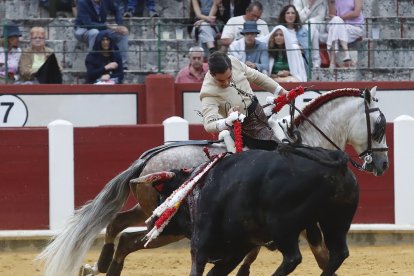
[200,55,283,133]
[19,46,60,81]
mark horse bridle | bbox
[358,99,388,169]
[288,94,388,172]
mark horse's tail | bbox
[36,158,146,276]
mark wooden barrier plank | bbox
[0,128,49,230]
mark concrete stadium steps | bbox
[0,0,191,19]
[364,0,414,17]
[357,38,414,68]
[8,17,196,41]
[366,17,414,39]
[313,67,414,82]
[34,38,196,70]
[396,0,414,16]
[2,0,413,20]
[0,0,49,19]
[26,37,413,71]
[62,66,414,84]
[62,69,176,84]
[2,0,414,83]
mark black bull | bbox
[152,146,359,276]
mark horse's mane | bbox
[294,88,363,126]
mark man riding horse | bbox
[38,52,389,275]
[201,51,288,150]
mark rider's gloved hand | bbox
[266,96,276,105]
[225,111,246,126]
[216,111,246,131]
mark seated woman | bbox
[19,27,62,84]
[0,23,22,84]
[191,0,225,55]
[326,0,364,68]
[263,25,307,82]
[85,30,124,84]
[278,4,321,69]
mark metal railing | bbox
[1,19,414,83]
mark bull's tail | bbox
[36,158,146,276]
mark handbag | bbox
[319,43,330,68]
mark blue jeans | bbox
[126,0,155,11]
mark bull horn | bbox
[130,171,176,184]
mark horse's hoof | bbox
[107,261,124,276]
[235,264,250,276]
[79,263,99,276]
[97,243,115,273]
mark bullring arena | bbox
[1,236,414,275]
[1,81,414,276]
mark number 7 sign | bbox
[0,95,28,127]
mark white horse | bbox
[37,87,389,276]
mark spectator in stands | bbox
[220,1,269,52]
[293,0,327,35]
[265,25,307,82]
[0,23,22,84]
[228,21,269,74]
[74,0,129,69]
[19,27,62,84]
[175,46,209,83]
[293,0,327,68]
[85,30,124,84]
[326,0,364,68]
[278,4,320,69]
[72,0,78,17]
[190,0,224,55]
[219,0,251,22]
[123,0,158,17]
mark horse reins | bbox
[285,91,388,172]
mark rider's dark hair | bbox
[208,52,232,75]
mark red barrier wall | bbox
[0,125,215,229]
[0,124,394,229]
[0,80,407,229]
[350,124,394,223]
[0,128,49,229]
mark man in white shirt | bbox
[220,1,269,52]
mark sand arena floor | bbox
[1,243,413,275]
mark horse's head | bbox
[348,86,389,176]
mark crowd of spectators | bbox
[0,0,366,84]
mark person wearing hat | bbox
[0,23,22,83]
[220,1,269,52]
[228,21,269,75]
